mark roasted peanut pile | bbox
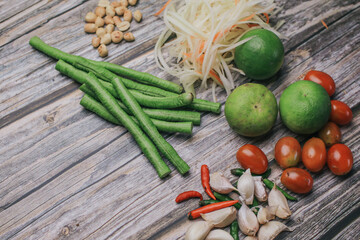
[84,0,142,57]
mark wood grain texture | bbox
[0,0,359,239]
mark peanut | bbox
[92,37,101,48]
[96,27,106,37]
[119,0,128,8]
[98,0,110,7]
[104,15,114,25]
[85,12,97,23]
[123,9,132,22]
[84,23,97,33]
[95,16,105,27]
[124,32,135,42]
[133,10,142,22]
[128,0,137,6]
[117,21,130,32]
[95,7,106,17]
[101,33,112,45]
[111,31,123,43]
[105,24,115,33]
[110,1,121,8]
[115,6,126,16]
[106,6,115,17]
[98,44,108,57]
[113,16,122,27]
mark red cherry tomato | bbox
[318,122,341,147]
[302,137,326,172]
[274,137,301,168]
[304,70,336,96]
[236,144,268,174]
[281,168,313,194]
[330,100,353,125]
[327,144,353,175]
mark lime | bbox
[234,29,284,80]
[279,80,331,134]
[225,83,278,137]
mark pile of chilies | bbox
[29,37,221,178]
[176,165,297,240]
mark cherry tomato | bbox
[318,122,341,147]
[327,144,353,175]
[236,144,268,174]
[302,137,326,172]
[274,137,301,168]
[281,168,313,194]
[330,100,353,125]
[304,70,336,96]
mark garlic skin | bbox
[268,185,291,219]
[185,221,214,240]
[253,176,267,202]
[210,172,237,194]
[243,237,258,240]
[258,221,292,240]
[205,229,234,240]
[257,206,277,225]
[237,169,255,205]
[201,207,236,228]
[238,202,259,236]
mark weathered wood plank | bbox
[0,0,359,239]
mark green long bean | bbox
[83,72,171,178]
[31,37,221,114]
[29,36,183,94]
[263,179,298,201]
[81,94,193,134]
[110,71,190,175]
[91,60,183,94]
[230,221,240,240]
[80,84,201,125]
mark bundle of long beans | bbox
[29,37,221,178]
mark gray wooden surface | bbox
[0,0,359,239]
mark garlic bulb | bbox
[210,172,237,194]
[253,176,267,202]
[201,207,237,228]
[258,221,292,240]
[185,221,214,240]
[257,206,277,225]
[238,202,259,236]
[237,169,254,205]
[243,237,258,240]
[268,185,291,219]
[205,229,234,240]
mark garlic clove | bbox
[205,229,234,240]
[185,221,214,240]
[257,206,276,225]
[253,176,268,202]
[201,206,236,228]
[237,169,255,205]
[258,221,292,240]
[243,237,258,240]
[210,172,237,194]
[238,202,259,236]
[268,185,291,219]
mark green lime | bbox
[225,83,278,137]
[234,29,284,80]
[279,80,331,134]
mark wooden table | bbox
[1,0,359,239]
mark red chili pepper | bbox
[187,200,239,219]
[201,165,216,200]
[175,191,203,203]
